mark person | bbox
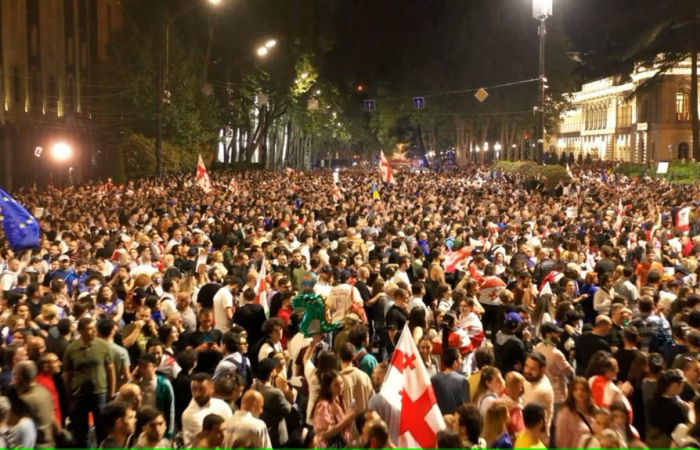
[468,346,495,400]
[212,276,239,333]
[63,317,115,447]
[587,351,632,411]
[431,347,470,415]
[575,315,613,376]
[481,402,513,448]
[193,413,227,449]
[436,429,464,449]
[174,348,197,430]
[97,319,131,389]
[338,343,374,414]
[132,406,171,449]
[353,409,381,447]
[131,352,175,437]
[233,288,267,349]
[555,376,597,449]
[5,387,37,449]
[454,403,487,448]
[577,407,613,448]
[499,371,525,438]
[680,355,700,402]
[522,352,554,444]
[646,368,689,447]
[100,401,137,449]
[35,353,62,427]
[535,322,574,405]
[513,402,547,448]
[630,295,671,353]
[223,390,272,449]
[610,400,644,447]
[181,373,233,447]
[614,325,641,383]
[418,335,440,376]
[11,360,56,448]
[496,311,529,368]
[312,370,357,448]
[366,419,395,449]
[348,324,378,378]
[473,365,504,415]
[251,358,292,448]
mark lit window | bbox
[677,90,690,121]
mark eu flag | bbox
[0,187,40,251]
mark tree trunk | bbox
[692,50,700,160]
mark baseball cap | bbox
[504,312,523,328]
[301,272,318,290]
[540,322,564,335]
[58,255,70,262]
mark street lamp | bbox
[265,39,277,48]
[51,142,72,162]
[495,142,502,161]
[257,47,269,57]
[533,0,552,164]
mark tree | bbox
[626,1,700,159]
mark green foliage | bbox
[653,160,700,182]
[494,160,569,189]
[120,133,183,179]
[614,162,646,178]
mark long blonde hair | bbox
[481,402,509,445]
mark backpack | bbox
[649,319,672,353]
[352,348,368,369]
[248,338,271,375]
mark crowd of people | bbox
[0,164,699,449]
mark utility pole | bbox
[533,0,551,163]
[156,51,164,178]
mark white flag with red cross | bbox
[379,323,445,448]
[254,259,269,315]
[380,150,395,184]
[228,178,238,195]
[196,154,212,193]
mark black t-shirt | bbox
[575,332,612,376]
[234,303,267,346]
[386,304,409,332]
[614,347,640,383]
[197,283,222,309]
[189,328,224,346]
[647,395,689,437]
[354,280,371,302]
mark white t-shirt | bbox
[327,283,362,323]
[212,287,234,332]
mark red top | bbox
[37,372,61,424]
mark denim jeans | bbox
[71,393,107,448]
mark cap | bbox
[301,272,318,290]
[540,322,564,335]
[58,255,70,262]
[397,231,406,238]
[504,312,523,328]
[192,228,204,235]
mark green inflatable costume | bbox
[291,292,341,337]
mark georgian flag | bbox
[460,312,485,349]
[228,178,238,195]
[380,150,395,184]
[332,184,343,202]
[676,206,691,232]
[379,324,445,448]
[254,258,269,315]
[196,154,212,193]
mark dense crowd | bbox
[1,165,700,449]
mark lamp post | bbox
[157,0,223,178]
[533,0,551,164]
[494,142,502,162]
[50,142,72,190]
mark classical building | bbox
[0,0,122,189]
[556,59,698,163]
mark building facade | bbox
[556,59,698,163]
[0,0,122,189]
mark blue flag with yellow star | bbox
[0,187,40,251]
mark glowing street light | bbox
[494,143,502,152]
[51,142,72,161]
[208,0,222,4]
[265,39,277,48]
[257,47,269,57]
